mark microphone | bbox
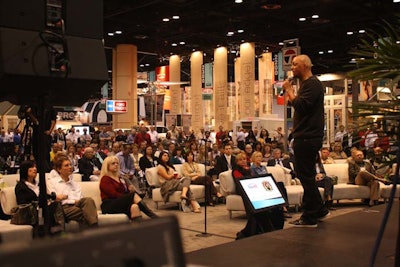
[280,76,295,96]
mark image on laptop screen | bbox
[238,175,286,213]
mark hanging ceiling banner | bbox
[202,62,213,89]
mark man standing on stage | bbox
[282,54,329,227]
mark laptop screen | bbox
[238,175,287,213]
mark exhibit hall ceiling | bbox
[103,0,400,75]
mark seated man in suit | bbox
[214,143,236,178]
[267,148,297,183]
[78,147,102,181]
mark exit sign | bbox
[106,100,128,113]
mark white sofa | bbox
[0,180,130,243]
[145,164,208,209]
[218,166,303,219]
[324,163,400,202]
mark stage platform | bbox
[186,202,399,267]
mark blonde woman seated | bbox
[182,151,223,206]
[329,142,348,160]
[157,151,201,213]
[99,156,157,220]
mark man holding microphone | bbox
[282,54,329,227]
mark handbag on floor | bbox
[10,201,39,225]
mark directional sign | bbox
[282,47,299,71]
[106,100,127,113]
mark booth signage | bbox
[106,100,127,113]
[282,47,299,71]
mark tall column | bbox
[112,44,138,129]
[239,42,255,119]
[169,55,181,115]
[234,57,241,121]
[190,51,203,132]
[213,47,228,130]
[258,52,274,116]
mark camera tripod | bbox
[15,117,34,161]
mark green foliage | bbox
[347,18,400,120]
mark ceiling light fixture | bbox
[180,41,186,45]
[235,0,243,3]
[319,51,324,54]
[171,43,177,46]
[108,32,114,36]
[172,15,180,19]
[327,50,333,53]
[347,31,354,35]
[115,30,122,34]
[359,29,366,33]
[237,29,244,33]
[311,15,319,19]
[299,17,306,21]
[163,18,170,22]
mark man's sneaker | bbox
[289,218,318,228]
[317,209,330,221]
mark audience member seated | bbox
[348,149,389,206]
[182,151,222,206]
[78,147,102,181]
[329,142,348,160]
[130,144,143,174]
[267,148,296,180]
[116,143,141,195]
[370,147,392,180]
[157,151,200,213]
[134,126,151,146]
[15,160,65,233]
[66,144,80,172]
[262,143,273,162]
[214,143,236,178]
[108,142,121,157]
[99,156,157,221]
[233,152,284,240]
[250,151,291,218]
[320,147,335,164]
[244,144,253,166]
[315,154,335,210]
[171,147,185,164]
[47,154,98,229]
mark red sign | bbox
[114,101,127,112]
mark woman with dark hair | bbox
[245,129,257,148]
[171,147,185,164]
[258,128,271,144]
[15,160,39,205]
[139,145,156,171]
[15,160,65,232]
[232,152,284,240]
[100,156,157,220]
[157,151,200,213]
[182,151,222,206]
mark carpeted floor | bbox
[144,198,380,253]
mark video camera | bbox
[17,105,31,120]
